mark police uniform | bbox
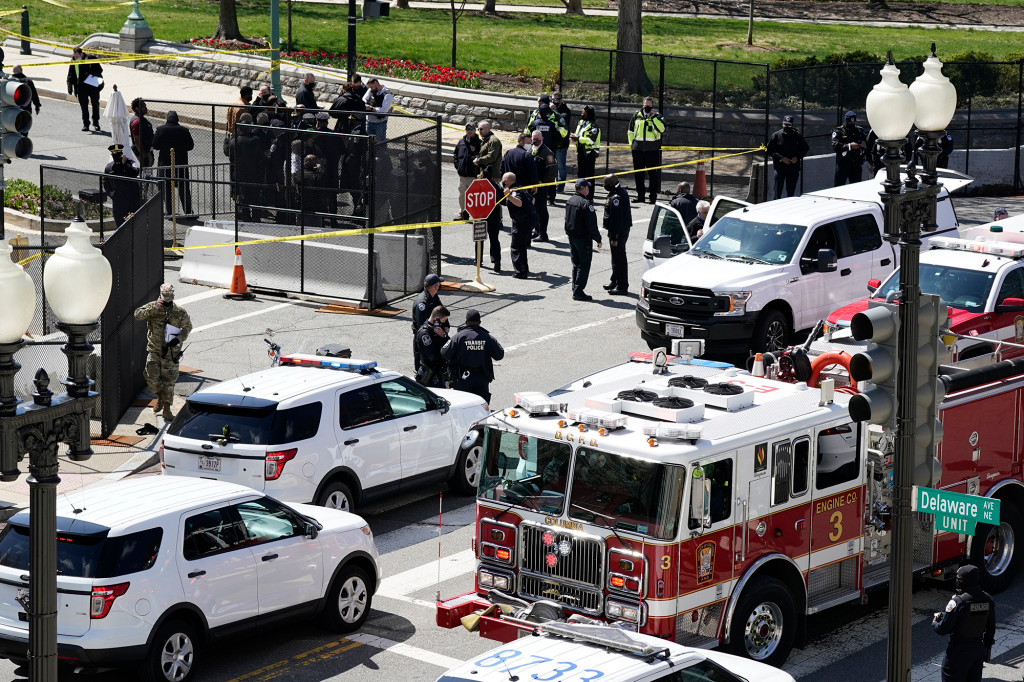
[933,565,996,682]
[505,184,538,279]
[766,118,809,199]
[603,182,632,293]
[831,112,868,187]
[564,183,601,299]
[525,101,567,203]
[134,285,192,420]
[414,320,449,388]
[530,142,557,240]
[441,313,504,404]
[573,117,601,181]
[411,277,444,370]
[628,106,665,203]
[103,145,141,226]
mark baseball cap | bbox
[782,115,794,125]
[994,207,1009,219]
[424,273,443,286]
[302,112,315,122]
[465,122,475,131]
[465,308,481,323]
[575,178,589,190]
[315,111,330,121]
[844,110,857,121]
[538,94,550,104]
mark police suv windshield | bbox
[567,449,684,540]
[693,216,806,264]
[478,428,572,514]
[874,264,995,311]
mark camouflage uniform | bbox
[134,285,192,419]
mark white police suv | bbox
[161,355,490,513]
[0,476,380,682]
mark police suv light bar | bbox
[642,424,703,441]
[565,408,628,430]
[929,236,1024,259]
[278,354,377,372]
[513,392,566,416]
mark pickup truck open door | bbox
[642,196,750,270]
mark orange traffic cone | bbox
[223,247,255,300]
[694,150,707,199]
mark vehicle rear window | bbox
[0,524,162,578]
[169,401,322,445]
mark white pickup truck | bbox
[636,171,972,355]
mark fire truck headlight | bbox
[478,571,495,589]
[606,600,641,623]
[493,574,510,591]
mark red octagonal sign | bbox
[464,178,496,220]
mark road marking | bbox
[189,302,291,335]
[347,633,466,670]
[175,288,224,305]
[377,548,476,609]
[504,312,633,353]
[224,639,364,681]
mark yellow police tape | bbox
[40,0,157,10]
[0,9,23,17]
[17,252,42,266]
[0,26,272,61]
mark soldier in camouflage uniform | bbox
[134,284,192,420]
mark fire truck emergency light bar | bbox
[279,355,378,372]
[929,236,1024,259]
[642,424,703,441]
[513,392,567,415]
[566,408,628,430]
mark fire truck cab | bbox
[436,350,1024,668]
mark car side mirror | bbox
[437,397,450,414]
[653,235,674,259]
[996,297,1024,314]
[304,522,319,539]
[817,248,838,273]
[867,278,881,294]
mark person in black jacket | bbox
[500,134,539,189]
[67,47,103,132]
[103,144,140,226]
[152,111,195,215]
[10,66,40,115]
[669,181,698,225]
[767,115,809,198]
[294,73,320,110]
[415,305,450,388]
[933,565,996,682]
[330,82,365,133]
[564,178,602,301]
[454,123,481,220]
[228,114,267,221]
[529,130,557,242]
[831,110,867,186]
[502,171,538,279]
[552,92,572,195]
[441,308,504,405]
[602,174,632,295]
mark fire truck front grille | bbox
[675,601,723,647]
[519,524,604,588]
[518,574,603,615]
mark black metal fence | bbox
[560,46,1024,195]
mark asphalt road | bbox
[2,94,1023,681]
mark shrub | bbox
[4,178,40,214]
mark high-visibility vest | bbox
[627,110,665,145]
[574,120,601,153]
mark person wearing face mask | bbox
[570,105,601,184]
[500,133,539,195]
[831,110,867,186]
[932,565,995,682]
[454,122,481,221]
[602,174,632,295]
[135,284,192,421]
[564,178,602,301]
[529,130,557,242]
[767,115,809,199]
[628,96,665,204]
[502,171,538,279]
[525,94,567,207]
[130,98,155,170]
[551,92,572,195]
[67,47,103,132]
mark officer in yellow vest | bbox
[627,97,665,204]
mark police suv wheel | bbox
[322,567,372,633]
[450,439,483,495]
[318,481,355,513]
[970,501,1022,594]
[728,577,796,667]
[140,620,198,682]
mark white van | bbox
[636,171,971,355]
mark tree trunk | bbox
[450,0,458,67]
[564,0,584,16]
[397,0,410,8]
[614,0,651,95]
[287,0,293,51]
[746,0,754,46]
[214,0,244,41]
[483,0,496,14]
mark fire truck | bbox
[435,347,1024,668]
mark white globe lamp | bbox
[42,218,112,325]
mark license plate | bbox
[198,456,221,472]
[666,324,687,337]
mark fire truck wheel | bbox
[450,437,483,495]
[970,501,1022,594]
[728,577,797,667]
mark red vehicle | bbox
[436,354,1024,668]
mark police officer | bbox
[525,94,567,205]
[502,171,538,279]
[767,115,809,199]
[529,130,557,242]
[933,564,996,682]
[134,284,192,421]
[412,273,444,369]
[103,144,141,226]
[570,105,601,182]
[602,174,632,295]
[441,309,505,405]
[628,97,665,204]
[831,110,867,186]
[415,305,450,388]
[564,178,602,301]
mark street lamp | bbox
[0,218,112,682]
[865,44,956,682]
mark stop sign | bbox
[464,178,496,220]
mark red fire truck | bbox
[436,352,1024,667]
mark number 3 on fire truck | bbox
[661,555,671,570]
[828,511,843,542]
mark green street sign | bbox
[912,486,1001,536]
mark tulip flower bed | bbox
[189,40,483,89]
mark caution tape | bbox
[17,252,42,266]
[0,9,23,17]
[40,0,157,10]
[604,144,769,152]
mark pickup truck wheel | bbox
[970,501,1022,593]
[318,481,355,513]
[728,577,796,667]
[139,620,199,682]
[449,434,483,495]
[321,567,373,633]
[753,310,789,354]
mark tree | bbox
[397,0,410,8]
[562,0,584,15]
[483,0,496,13]
[614,0,651,95]
[214,0,244,42]
[449,0,469,68]
[746,0,754,46]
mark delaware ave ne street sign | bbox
[912,485,1001,535]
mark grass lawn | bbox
[3,0,1020,78]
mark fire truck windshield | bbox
[875,264,994,311]
[478,428,573,513]
[567,448,685,540]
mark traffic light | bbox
[913,293,946,487]
[0,76,33,161]
[848,301,899,430]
